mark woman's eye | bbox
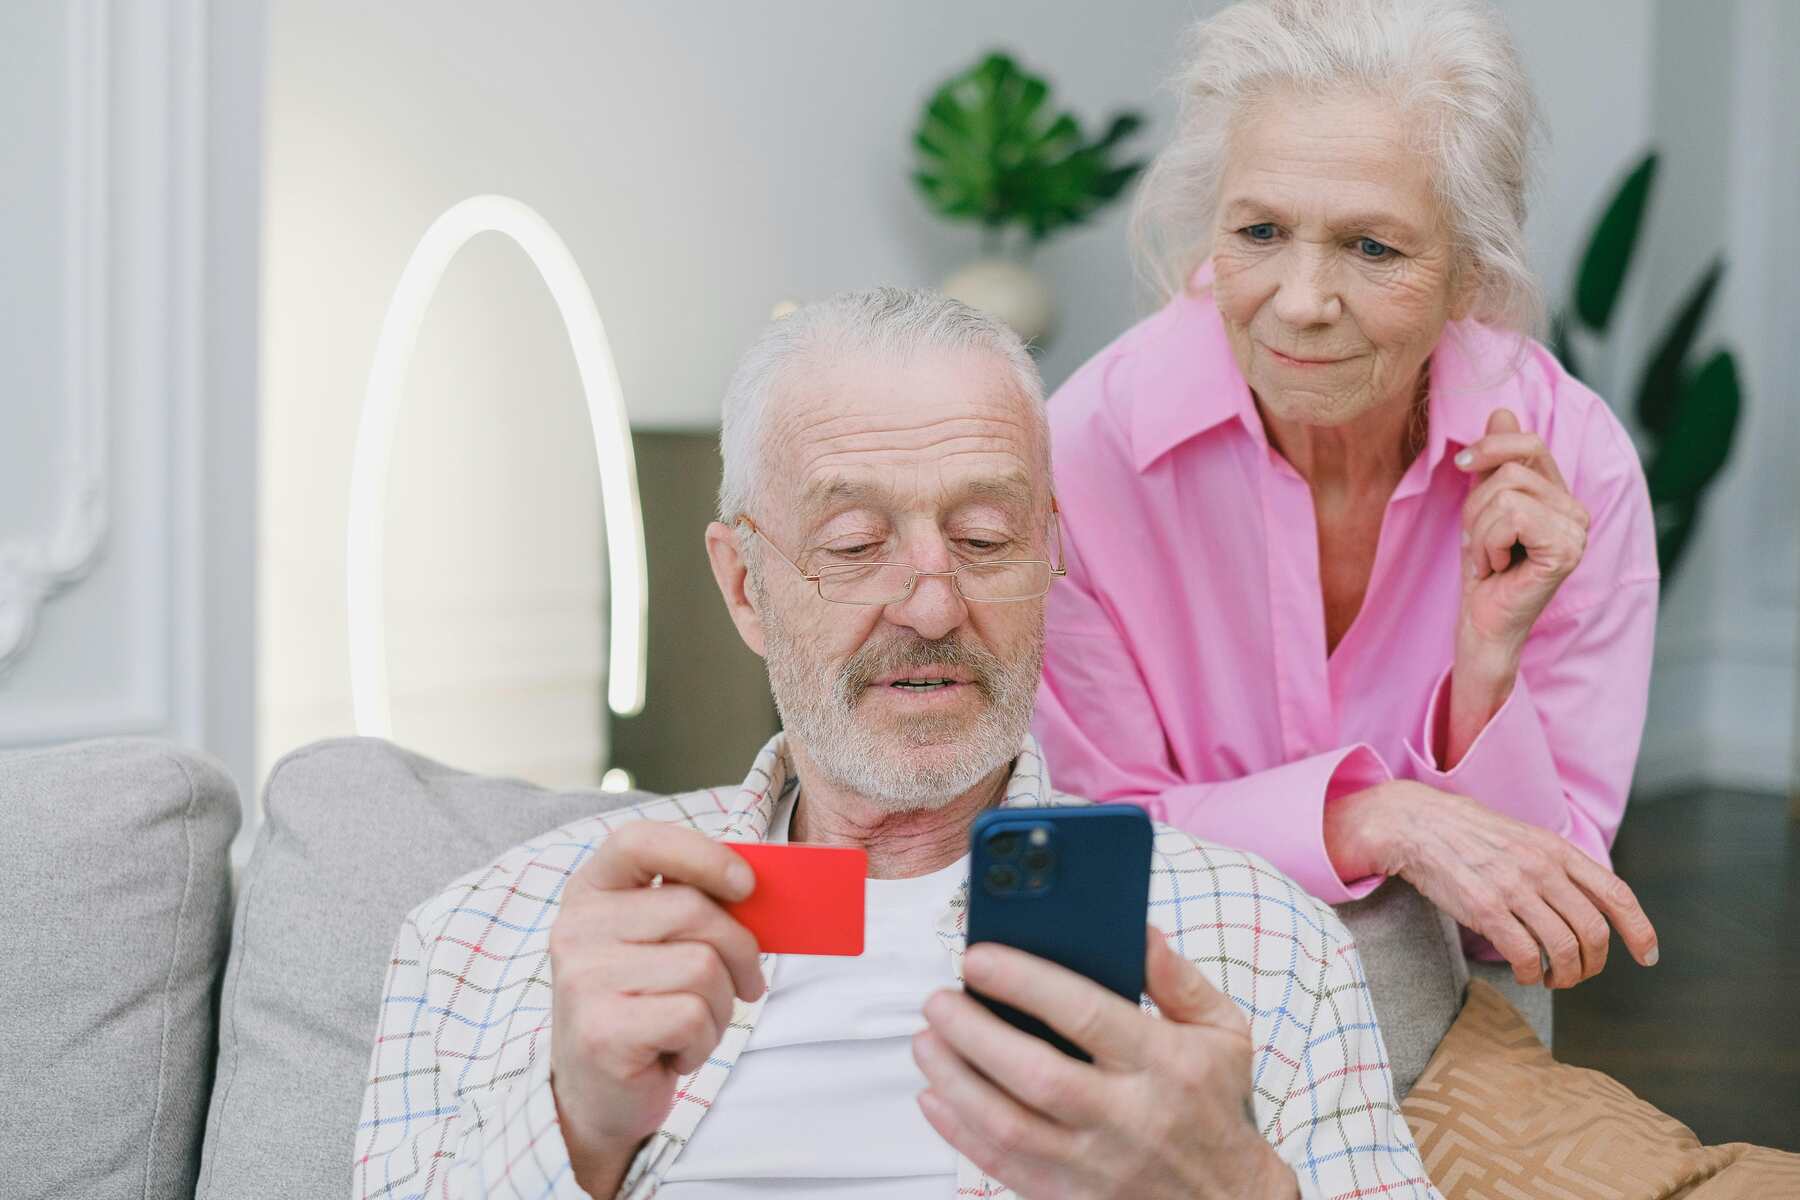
[1356,237,1393,259]
[1241,223,1278,242]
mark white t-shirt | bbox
[656,792,966,1197]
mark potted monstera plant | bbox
[912,51,1147,347]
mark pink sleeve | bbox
[1404,575,1658,872]
[1401,382,1660,872]
[1152,744,1392,905]
[1034,533,1392,906]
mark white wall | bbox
[255,0,1206,794]
[1631,0,1800,795]
[0,0,263,811]
[259,0,1794,801]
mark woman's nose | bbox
[1272,247,1342,328]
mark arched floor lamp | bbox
[347,195,648,776]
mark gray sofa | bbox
[0,736,1535,1199]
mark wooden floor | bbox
[1553,788,1800,1151]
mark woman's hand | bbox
[1447,408,1589,763]
[1325,781,1659,988]
[1455,407,1589,648]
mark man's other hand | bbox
[913,927,1299,1200]
[549,821,767,1195]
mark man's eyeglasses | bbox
[734,502,1067,606]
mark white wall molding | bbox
[0,0,110,677]
[0,0,259,808]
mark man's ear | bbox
[705,521,768,658]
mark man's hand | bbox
[912,928,1298,1200]
[548,821,767,1196]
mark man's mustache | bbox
[835,636,1001,704]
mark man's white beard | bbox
[760,600,1042,813]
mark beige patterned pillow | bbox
[1401,981,1800,1199]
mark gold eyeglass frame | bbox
[734,498,1068,606]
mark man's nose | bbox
[884,545,968,642]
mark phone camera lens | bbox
[1022,848,1052,872]
[984,863,1020,893]
[987,832,1021,859]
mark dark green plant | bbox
[1552,150,1743,585]
[912,51,1147,252]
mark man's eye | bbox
[1356,237,1393,259]
[960,539,1008,553]
[823,543,881,558]
[1241,223,1278,242]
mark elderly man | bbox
[353,290,1438,1200]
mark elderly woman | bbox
[1034,0,1661,1007]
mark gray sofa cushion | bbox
[197,738,646,1200]
[1333,878,1470,1098]
[0,739,239,1200]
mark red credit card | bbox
[723,842,867,956]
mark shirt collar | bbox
[1413,320,1524,479]
[1129,267,1264,473]
[1128,265,1525,480]
[720,731,1057,844]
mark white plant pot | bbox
[942,257,1055,347]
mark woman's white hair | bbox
[1131,0,1546,336]
[716,287,1049,528]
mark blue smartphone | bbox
[965,804,1153,1060]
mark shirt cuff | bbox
[463,1052,596,1199]
[1155,744,1392,905]
[1404,666,1567,840]
[1320,744,1391,903]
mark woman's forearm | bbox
[1444,633,1522,769]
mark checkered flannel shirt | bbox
[352,733,1439,1200]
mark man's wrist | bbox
[1257,1157,1303,1200]
[567,1145,634,1200]
[1218,1123,1302,1200]
[552,1073,639,1198]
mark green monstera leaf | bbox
[1646,349,1741,504]
[913,52,1146,246]
[1636,257,1725,437]
[1573,152,1658,333]
[1554,149,1743,588]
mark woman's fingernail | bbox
[728,861,755,896]
[1468,562,1479,579]
[1455,450,1474,469]
[1461,529,1471,547]
[1645,946,1659,966]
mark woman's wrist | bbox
[1323,782,1412,881]
[1445,632,1523,767]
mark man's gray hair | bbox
[1131,0,1546,336]
[716,287,1049,526]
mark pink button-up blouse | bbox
[1033,284,1659,907]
